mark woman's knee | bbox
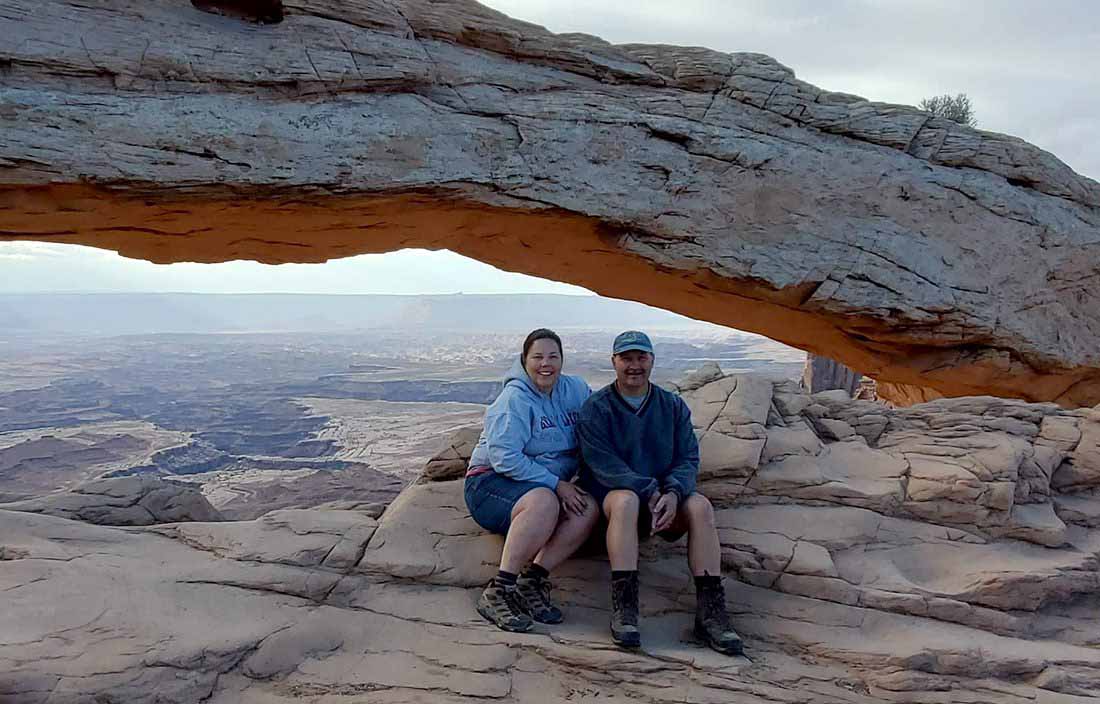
[578,494,600,527]
[603,489,640,517]
[516,487,560,520]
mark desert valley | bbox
[0,293,803,517]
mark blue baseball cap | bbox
[612,330,654,355]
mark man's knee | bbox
[683,493,715,525]
[603,489,640,518]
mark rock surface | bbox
[0,475,223,525]
[4,371,1100,702]
[802,353,862,396]
[2,0,1100,405]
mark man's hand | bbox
[651,491,679,533]
[555,481,590,517]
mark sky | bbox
[2,0,1096,295]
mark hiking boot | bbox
[694,579,744,656]
[476,581,533,633]
[610,572,641,648]
[515,573,564,624]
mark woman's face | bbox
[524,338,563,393]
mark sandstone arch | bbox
[2,0,1099,406]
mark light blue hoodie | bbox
[468,357,592,489]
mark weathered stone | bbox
[2,0,1099,405]
[697,431,765,480]
[802,353,861,396]
[419,424,481,483]
[1000,502,1068,547]
[1053,415,1100,490]
[9,373,1100,701]
[669,361,725,393]
[0,475,222,525]
[151,508,378,569]
[1054,492,1100,528]
[357,479,501,586]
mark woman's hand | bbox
[555,481,590,517]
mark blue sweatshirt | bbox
[468,358,592,489]
[576,383,699,502]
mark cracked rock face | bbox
[4,371,1100,702]
[0,475,223,525]
[2,0,1100,406]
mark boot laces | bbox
[701,584,733,629]
[612,577,639,624]
[519,575,555,612]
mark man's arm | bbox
[577,404,659,500]
[660,397,699,500]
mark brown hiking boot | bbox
[515,573,564,624]
[476,581,533,633]
[695,580,744,656]
[610,572,641,648]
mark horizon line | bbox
[0,290,602,298]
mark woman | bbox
[465,328,599,632]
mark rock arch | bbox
[2,0,1099,405]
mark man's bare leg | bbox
[681,493,721,576]
[602,490,642,648]
[603,489,640,570]
[675,493,743,656]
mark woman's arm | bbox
[483,395,560,489]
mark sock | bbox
[694,574,721,590]
[494,570,518,588]
[611,570,637,581]
[523,563,550,580]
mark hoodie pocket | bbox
[527,422,566,455]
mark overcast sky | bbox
[2,0,1096,295]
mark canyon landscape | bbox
[0,293,798,517]
[2,0,1100,702]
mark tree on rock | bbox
[919,93,977,127]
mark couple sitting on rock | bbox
[464,328,743,655]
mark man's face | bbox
[612,350,653,394]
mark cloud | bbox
[0,243,595,295]
[0,241,77,259]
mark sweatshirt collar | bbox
[611,382,651,414]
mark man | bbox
[577,330,743,655]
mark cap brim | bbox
[613,345,653,355]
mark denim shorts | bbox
[464,471,549,535]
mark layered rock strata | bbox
[4,371,1100,702]
[0,475,223,525]
[2,0,1100,405]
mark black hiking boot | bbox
[610,572,641,648]
[694,579,744,656]
[515,571,564,624]
[477,581,533,633]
